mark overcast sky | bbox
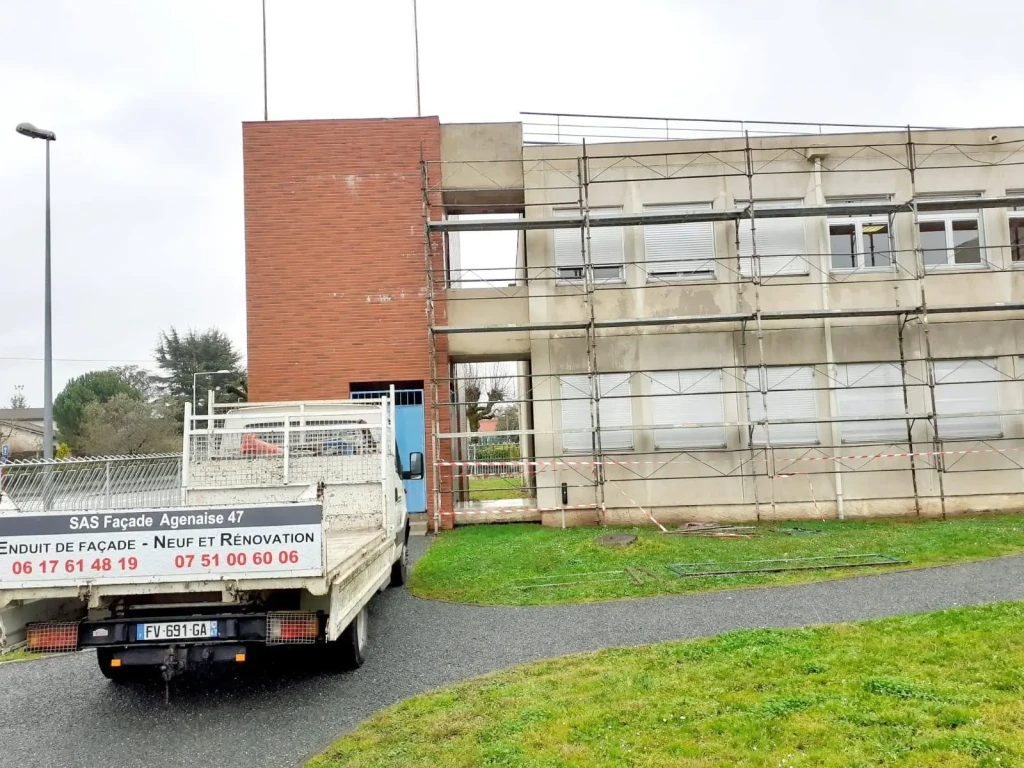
[2,0,1023,406]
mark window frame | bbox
[744,365,819,447]
[834,362,908,444]
[931,358,1002,440]
[552,207,626,284]
[649,368,726,450]
[559,373,634,454]
[916,195,985,269]
[642,203,716,281]
[737,199,809,278]
[1009,192,1024,265]
[826,197,896,273]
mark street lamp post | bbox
[16,122,57,460]
[192,370,232,421]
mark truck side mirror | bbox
[403,452,424,481]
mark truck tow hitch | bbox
[159,646,188,702]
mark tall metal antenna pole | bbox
[413,0,422,116]
[262,0,269,121]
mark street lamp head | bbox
[16,122,56,141]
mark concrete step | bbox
[409,516,429,537]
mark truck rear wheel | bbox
[326,605,367,671]
[96,649,145,683]
[389,539,409,588]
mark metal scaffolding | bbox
[421,116,1024,529]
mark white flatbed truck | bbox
[0,394,420,681]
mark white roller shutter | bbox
[560,373,633,453]
[651,369,725,449]
[738,200,807,277]
[836,363,908,443]
[745,366,818,446]
[559,375,593,453]
[553,207,624,271]
[598,373,634,451]
[933,359,1001,439]
[643,203,715,276]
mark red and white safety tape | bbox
[603,481,667,532]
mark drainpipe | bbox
[811,155,845,520]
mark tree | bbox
[460,363,514,432]
[9,385,27,409]
[54,371,142,449]
[1,387,22,451]
[495,404,520,432]
[153,327,245,418]
[108,365,156,401]
[78,395,179,456]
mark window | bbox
[933,359,1001,439]
[744,366,818,446]
[1009,193,1024,263]
[650,369,725,449]
[738,200,807,277]
[835,363,907,443]
[553,207,624,281]
[560,373,633,452]
[917,195,983,267]
[643,203,715,279]
[827,197,894,270]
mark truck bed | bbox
[325,529,389,580]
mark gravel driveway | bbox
[2,540,1023,768]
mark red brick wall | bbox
[242,117,449,521]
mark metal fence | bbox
[0,454,182,513]
[466,441,522,477]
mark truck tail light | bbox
[266,612,319,644]
[26,622,79,653]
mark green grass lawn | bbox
[310,602,1024,768]
[410,516,1024,605]
[467,476,532,502]
[0,648,38,664]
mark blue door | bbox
[351,388,427,513]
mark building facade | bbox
[242,116,450,522]
[245,114,1024,528]
[0,408,46,459]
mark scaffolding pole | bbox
[907,127,948,520]
[579,144,606,524]
[745,131,778,519]
[422,151,445,532]
[896,313,923,516]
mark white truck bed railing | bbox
[184,399,390,490]
[183,395,399,537]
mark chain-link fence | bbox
[0,454,183,513]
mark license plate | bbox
[136,621,219,642]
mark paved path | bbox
[2,542,1023,768]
